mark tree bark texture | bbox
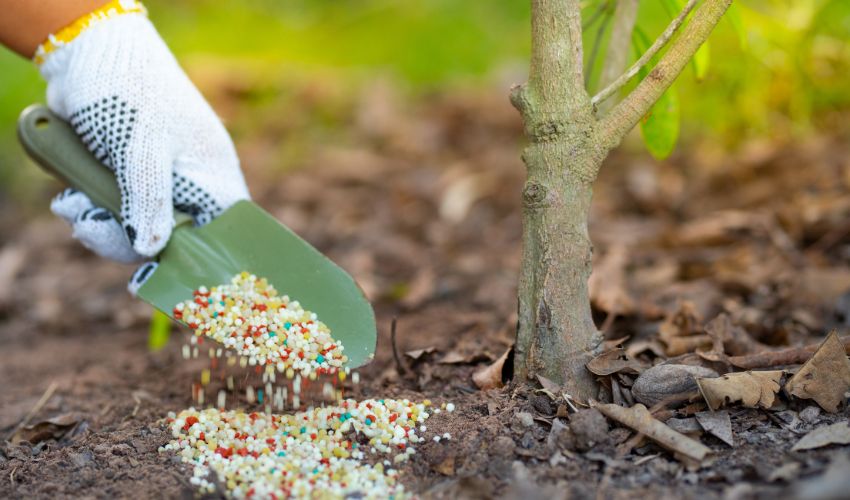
[511,0,606,402]
[512,0,733,402]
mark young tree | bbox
[511,0,733,400]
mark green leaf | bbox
[148,309,172,351]
[725,3,747,49]
[692,41,710,80]
[640,84,680,160]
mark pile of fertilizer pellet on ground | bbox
[162,273,453,499]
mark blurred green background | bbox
[1,0,849,207]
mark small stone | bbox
[69,450,95,468]
[632,364,719,406]
[570,408,609,451]
[516,412,535,428]
[799,406,821,424]
[531,394,554,415]
[490,436,516,457]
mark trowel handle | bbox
[17,104,192,229]
[17,104,124,218]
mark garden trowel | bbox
[17,104,376,368]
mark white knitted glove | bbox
[40,8,250,275]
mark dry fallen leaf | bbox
[588,245,635,316]
[785,331,850,413]
[631,364,718,406]
[767,462,801,483]
[791,421,850,451]
[696,370,783,410]
[658,301,712,356]
[473,346,512,390]
[404,346,437,361]
[586,348,645,376]
[11,413,79,445]
[593,403,711,467]
[695,410,734,447]
[671,210,760,247]
[536,374,561,395]
[699,313,763,360]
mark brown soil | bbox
[2,81,850,499]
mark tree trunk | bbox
[514,141,604,401]
[512,0,733,401]
[509,0,607,401]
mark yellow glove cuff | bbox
[34,0,147,65]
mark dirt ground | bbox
[2,81,850,499]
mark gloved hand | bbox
[38,2,250,292]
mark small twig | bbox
[562,392,582,413]
[598,0,640,102]
[611,377,625,406]
[9,381,58,440]
[617,431,645,458]
[131,391,145,417]
[598,0,732,146]
[806,218,850,254]
[390,317,407,376]
[592,0,698,107]
[727,335,850,369]
[633,453,660,466]
[10,467,18,486]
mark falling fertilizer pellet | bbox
[164,272,453,498]
[173,272,347,379]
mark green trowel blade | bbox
[17,104,376,368]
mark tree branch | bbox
[592,0,699,108]
[597,0,732,148]
[520,0,589,121]
[598,0,640,99]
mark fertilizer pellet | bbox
[167,272,455,498]
[163,398,436,499]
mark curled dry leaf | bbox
[472,345,513,390]
[586,348,645,376]
[593,403,711,468]
[658,301,712,356]
[698,313,764,365]
[785,331,850,413]
[536,374,561,395]
[11,413,79,445]
[791,421,850,451]
[404,346,436,361]
[696,370,783,410]
[631,364,718,407]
